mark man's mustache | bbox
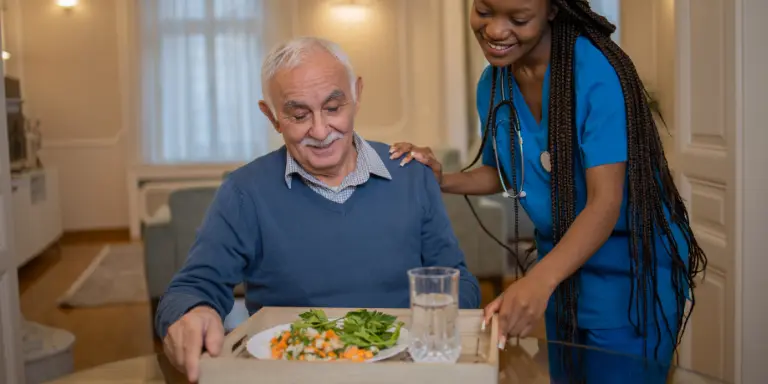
[301,131,344,148]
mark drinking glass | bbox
[407,267,462,363]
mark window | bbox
[138,0,271,164]
[590,0,621,43]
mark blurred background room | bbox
[0,0,766,383]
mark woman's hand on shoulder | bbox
[389,142,444,185]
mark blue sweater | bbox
[155,141,481,338]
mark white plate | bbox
[246,322,409,363]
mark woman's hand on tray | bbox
[483,275,554,348]
[163,305,225,383]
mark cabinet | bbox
[11,168,63,267]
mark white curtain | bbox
[138,0,284,165]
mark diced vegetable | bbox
[268,309,404,362]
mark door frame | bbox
[733,1,744,382]
[736,0,768,382]
[676,0,768,381]
[675,0,738,380]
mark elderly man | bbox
[157,36,480,381]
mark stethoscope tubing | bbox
[489,67,526,199]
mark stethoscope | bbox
[489,67,526,199]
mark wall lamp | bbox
[57,0,78,8]
[330,0,370,23]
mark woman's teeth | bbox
[488,42,513,51]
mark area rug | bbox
[57,243,149,308]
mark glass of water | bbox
[407,267,462,363]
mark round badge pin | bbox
[540,151,551,173]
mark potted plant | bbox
[644,87,672,136]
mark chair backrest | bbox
[431,148,462,173]
[435,147,537,240]
[441,193,508,278]
[167,186,219,265]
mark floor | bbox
[17,235,162,372]
[16,231,529,374]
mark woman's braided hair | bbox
[468,0,707,380]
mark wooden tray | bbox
[199,307,499,384]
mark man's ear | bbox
[353,76,363,114]
[258,100,281,133]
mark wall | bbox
[0,6,26,383]
[740,0,768,380]
[653,0,676,169]
[620,0,676,168]
[7,0,469,232]
[5,0,128,230]
[2,0,24,79]
[278,0,465,148]
[465,0,485,152]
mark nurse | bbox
[390,0,707,382]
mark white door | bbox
[0,26,26,383]
[675,0,736,381]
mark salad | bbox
[269,309,404,362]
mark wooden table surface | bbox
[46,307,549,383]
[47,303,725,383]
[49,339,551,384]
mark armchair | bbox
[142,149,512,336]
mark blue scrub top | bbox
[478,36,689,329]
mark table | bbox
[50,338,726,384]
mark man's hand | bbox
[163,306,225,383]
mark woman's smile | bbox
[486,41,518,56]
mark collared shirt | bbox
[285,133,392,204]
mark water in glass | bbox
[407,267,461,363]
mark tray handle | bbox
[487,313,500,365]
[225,323,252,357]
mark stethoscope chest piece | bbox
[540,151,551,173]
[503,190,526,199]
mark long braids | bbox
[466,0,707,380]
[546,0,708,376]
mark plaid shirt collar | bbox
[285,133,392,189]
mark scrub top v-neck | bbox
[476,36,690,330]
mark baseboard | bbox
[60,228,131,245]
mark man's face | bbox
[469,0,555,68]
[259,49,362,176]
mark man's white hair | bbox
[260,36,357,112]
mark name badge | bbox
[540,151,551,173]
